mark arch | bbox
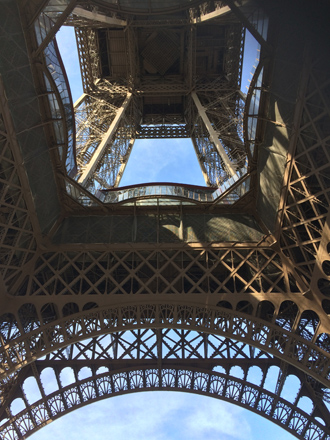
[40,368,58,395]
[82,302,98,311]
[297,396,314,416]
[317,278,330,296]
[216,301,232,309]
[322,300,330,314]
[78,367,92,381]
[18,304,39,333]
[0,302,329,388]
[60,367,75,387]
[256,301,275,322]
[264,366,281,393]
[1,366,328,440]
[40,303,59,324]
[315,333,330,352]
[297,310,320,341]
[229,365,244,380]
[236,301,253,315]
[280,374,301,402]
[22,377,42,404]
[246,365,263,386]
[10,398,25,416]
[0,313,21,342]
[62,302,79,317]
[276,301,299,332]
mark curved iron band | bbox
[0,303,329,386]
[53,36,77,175]
[1,366,328,440]
[40,39,77,176]
[243,58,266,163]
[99,177,249,205]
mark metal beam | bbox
[78,93,132,187]
[191,91,237,177]
[224,0,271,52]
[191,5,231,23]
[34,0,77,57]
[72,6,127,27]
[113,138,135,187]
[191,138,212,186]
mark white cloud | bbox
[30,392,295,440]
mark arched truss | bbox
[1,302,330,385]
[1,301,330,440]
[0,319,330,440]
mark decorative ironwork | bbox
[0,1,330,440]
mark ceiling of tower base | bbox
[142,32,180,75]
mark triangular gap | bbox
[119,139,207,187]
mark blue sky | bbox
[30,391,295,440]
[27,26,296,440]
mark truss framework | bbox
[69,10,248,192]
[0,1,330,439]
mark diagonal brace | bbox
[191,91,237,178]
[78,93,132,187]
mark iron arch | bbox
[1,303,330,387]
[1,359,329,439]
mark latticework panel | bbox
[75,27,100,92]
[280,56,330,286]
[189,86,247,186]
[194,90,246,167]
[1,303,329,383]
[74,80,137,191]
[0,324,329,439]
[0,81,37,289]
[13,248,295,297]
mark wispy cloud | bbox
[30,391,295,440]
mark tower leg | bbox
[191,91,237,178]
[77,92,132,189]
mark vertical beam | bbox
[78,93,132,187]
[113,138,135,187]
[191,138,212,186]
[191,92,237,177]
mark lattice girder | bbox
[0,303,329,387]
[7,246,303,297]
[0,329,329,440]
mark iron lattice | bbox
[0,1,330,439]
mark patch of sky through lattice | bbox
[56,27,206,187]
[56,26,259,188]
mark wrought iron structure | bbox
[0,0,330,439]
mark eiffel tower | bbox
[1,0,330,439]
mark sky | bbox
[27,25,296,440]
[29,391,295,440]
